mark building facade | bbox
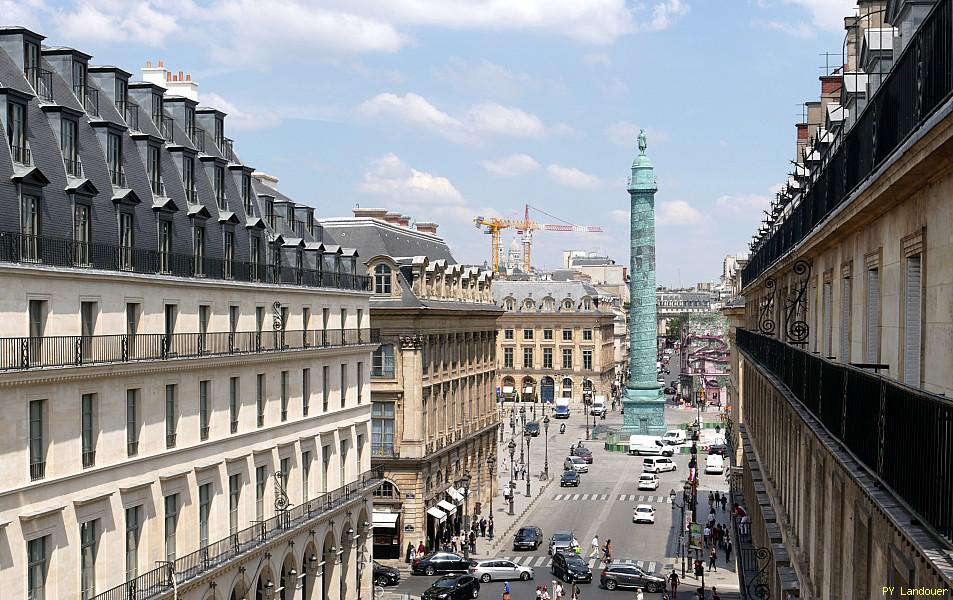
[0,28,379,600]
[492,280,616,403]
[320,210,501,558]
[726,1,953,597]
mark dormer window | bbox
[193,226,206,277]
[583,299,592,310]
[61,118,80,176]
[185,105,195,140]
[213,165,226,210]
[563,299,573,310]
[504,298,515,311]
[150,93,163,128]
[241,173,252,213]
[107,132,123,186]
[72,61,87,103]
[263,198,275,227]
[7,101,28,164]
[114,78,127,110]
[523,299,534,311]
[182,156,195,203]
[23,40,39,87]
[374,264,392,295]
[147,145,163,196]
[306,209,314,235]
[214,116,224,150]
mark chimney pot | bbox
[166,71,171,81]
[179,70,184,80]
[146,60,152,68]
[186,73,191,81]
[158,59,164,68]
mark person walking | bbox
[711,587,721,600]
[571,582,580,600]
[406,542,414,563]
[703,525,712,548]
[720,495,728,511]
[536,586,543,600]
[590,535,601,558]
[669,570,679,597]
[541,585,551,600]
[634,587,644,600]
[554,581,564,600]
[725,539,733,563]
[503,581,511,600]
[480,517,487,538]
[488,516,495,540]
[417,540,426,556]
[714,490,720,506]
[709,547,718,572]
[604,539,613,564]
[708,491,714,509]
[469,530,477,554]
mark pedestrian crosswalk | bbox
[498,555,666,574]
[551,493,673,503]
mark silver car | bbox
[469,559,534,583]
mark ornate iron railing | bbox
[742,0,953,288]
[24,67,54,102]
[90,467,383,600]
[737,328,953,544]
[0,232,371,292]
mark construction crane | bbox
[474,204,603,273]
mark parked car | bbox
[373,561,401,586]
[524,421,540,437]
[633,504,656,524]
[548,530,579,556]
[551,550,592,583]
[421,574,481,600]
[572,446,593,464]
[560,470,581,487]
[470,559,533,582]
[412,552,474,576]
[637,472,660,491]
[564,456,589,473]
[599,563,666,592]
[708,443,729,457]
[513,526,543,551]
[642,457,677,473]
[705,454,725,474]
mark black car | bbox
[560,470,580,487]
[572,446,593,464]
[421,574,481,600]
[524,421,540,436]
[551,550,592,583]
[513,525,543,550]
[599,563,665,592]
[708,444,728,456]
[412,552,474,576]
[373,561,401,586]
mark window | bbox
[229,377,239,433]
[302,306,311,333]
[256,373,265,427]
[164,304,176,336]
[322,445,331,492]
[372,344,395,377]
[119,212,134,270]
[151,93,163,127]
[322,365,330,412]
[114,77,127,109]
[29,399,45,480]
[301,451,312,501]
[340,364,348,407]
[280,457,291,486]
[198,304,210,351]
[583,299,592,310]
[214,116,224,150]
[81,393,96,468]
[255,465,266,521]
[107,132,122,185]
[147,145,162,195]
[183,155,195,203]
[27,536,47,600]
[372,402,395,457]
[165,384,177,448]
[504,298,515,311]
[503,347,514,368]
[193,226,206,276]
[523,347,533,368]
[543,347,553,369]
[164,494,178,562]
[74,203,91,265]
[158,220,172,273]
[582,349,593,371]
[256,306,265,334]
[125,505,141,580]
[902,255,923,386]
[223,230,234,279]
[523,328,534,340]
[562,348,573,369]
[504,329,514,340]
[865,267,880,363]
[543,328,553,341]
[80,519,98,599]
[125,303,139,339]
[280,370,289,421]
[7,100,28,163]
[214,165,226,209]
[340,439,348,485]
[61,118,79,175]
[199,380,211,440]
[562,328,573,341]
[374,264,392,294]
[21,194,39,260]
[24,39,39,87]
[582,328,593,341]
[198,483,212,548]
[822,281,833,357]
[241,172,252,213]
[302,368,311,416]
[126,388,139,456]
[840,274,851,362]
[229,473,241,536]
[357,362,364,404]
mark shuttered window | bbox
[865,268,880,363]
[822,282,832,357]
[840,276,851,362]
[902,256,922,386]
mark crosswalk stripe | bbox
[587,558,597,568]
[534,556,547,567]
[571,494,580,501]
[647,561,657,572]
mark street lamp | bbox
[487,454,496,516]
[670,488,688,577]
[542,415,550,480]
[524,431,532,497]
[458,472,472,558]
[518,406,526,479]
[507,440,516,515]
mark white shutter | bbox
[865,269,880,363]
[902,256,922,386]
[822,282,832,356]
[840,277,851,362]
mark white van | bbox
[590,397,607,417]
[705,454,725,474]
[662,430,686,445]
[627,435,674,456]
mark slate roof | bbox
[319,218,456,263]
[492,280,606,304]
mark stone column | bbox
[399,334,423,454]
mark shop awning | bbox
[426,506,447,523]
[372,511,400,529]
[524,386,534,394]
[502,385,515,395]
[447,487,465,504]
[437,500,457,515]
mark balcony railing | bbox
[110,167,126,187]
[64,156,83,177]
[161,115,175,142]
[10,144,31,165]
[119,102,140,131]
[742,0,953,288]
[736,329,953,544]
[0,327,376,371]
[192,127,206,153]
[220,137,236,162]
[90,467,383,600]
[29,460,45,481]
[25,67,54,102]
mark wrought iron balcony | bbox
[119,102,140,131]
[736,329,953,544]
[29,460,45,481]
[64,156,83,177]
[742,0,953,288]
[24,67,54,103]
[10,144,31,165]
[161,115,175,142]
[90,467,383,600]
[192,127,206,153]
[110,167,126,187]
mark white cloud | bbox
[47,1,180,46]
[466,103,547,138]
[783,0,855,31]
[760,20,814,38]
[647,0,690,31]
[715,193,772,213]
[656,200,704,226]
[199,92,282,131]
[583,52,611,66]
[604,121,670,147]
[480,154,540,177]
[547,164,603,189]
[360,153,464,205]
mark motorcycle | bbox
[559,423,566,434]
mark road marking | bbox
[571,494,580,501]
[534,556,547,567]
[646,561,657,572]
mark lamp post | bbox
[519,406,526,479]
[507,440,516,515]
[689,442,699,523]
[487,455,496,515]
[524,432,532,496]
[671,488,688,577]
[542,415,550,480]
[583,391,592,440]
[498,403,504,442]
[459,472,472,558]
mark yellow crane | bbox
[474,204,603,273]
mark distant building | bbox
[563,250,629,303]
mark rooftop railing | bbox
[192,127,206,153]
[24,67,53,102]
[91,467,383,600]
[737,328,953,544]
[160,115,175,142]
[0,232,370,292]
[742,0,953,288]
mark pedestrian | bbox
[571,582,580,600]
[536,585,543,600]
[541,585,551,600]
[554,581,564,600]
[708,491,714,508]
[605,539,613,563]
[590,535,600,558]
[725,539,733,563]
[451,534,458,553]
[709,506,716,522]
[712,525,721,549]
[712,586,721,600]
[469,531,477,554]
[417,540,426,556]
[720,495,728,511]
[714,490,720,505]
[488,517,495,540]
[703,525,712,548]
[709,547,717,572]
[406,541,414,563]
[503,581,511,600]
[669,569,679,597]
[480,517,487,538]
[634,587,644,600]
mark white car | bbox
[470,559,534,583]
[642,457,677,473]
[564,456,589,473]
[633,504,656,524]
[637,473,660,490]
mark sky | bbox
[5,0,855,286]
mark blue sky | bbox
[6,0,853,285]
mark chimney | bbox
[384,212,402,224]
[795,123,809,164]
[397,214,411,227]
[165,66,199,101]
[416,221,439,235]
[141,59,168,89]
[820,75,841,101]
[251,171,279,189]
[352,207,389,219]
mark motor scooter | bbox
[559,423,566,434]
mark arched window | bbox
[504,298,515,311]
[562,299,573,311]
[522,299,534,311]
[582,297,592,310]
[372,344,395,377]
[374,264,392,294]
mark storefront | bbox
[372,510,401,559]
